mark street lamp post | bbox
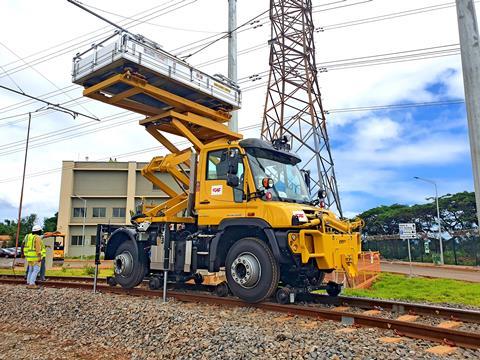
[413,177,444,265]
[73,194,87,259]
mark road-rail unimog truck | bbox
[72,31,362,303]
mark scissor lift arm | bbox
[83,70,242,224]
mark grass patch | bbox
[0,267,113,278]
[344,273,480,307]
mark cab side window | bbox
[207,149,228,180]
[233,161,244,203]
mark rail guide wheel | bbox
[106,276,117,287]
[215,282,229,297]
[275,287,293,304]
[326,281,342,297]
[148,276,162,290]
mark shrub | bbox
[83,265,95,276]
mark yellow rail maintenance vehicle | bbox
[72,31,362,303]
[43,231,65,262]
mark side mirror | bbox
[227,174,239,187]
[227,149,240,175]
[262,177,274,189]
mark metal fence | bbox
[363,234,480,266]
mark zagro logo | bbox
[211,185,223,196]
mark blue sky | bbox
[329,73,473,216]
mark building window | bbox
[71,235,84,246]
[73,207,85,218]
[207,149,228,180]
[92,207,106,218]
[112,207,126,218]
[90,235,97,246]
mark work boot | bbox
[26,285,39,289]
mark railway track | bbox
[1,275,479,349]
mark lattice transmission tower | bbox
[261,0,343,216]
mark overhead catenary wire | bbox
[77,0,222,34]
[0,0,198,81]
[0,98,465,163]
[0,43,463,156]
[0,84,99,121]
[0,94,463,184]
[0,0,177,71]
[0,40,97,120]
[0,39,463,150]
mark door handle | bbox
[200,200,210,204]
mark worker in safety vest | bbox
[23,225,43,289]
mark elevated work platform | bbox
[73,32,243,223]
[72,31,241,112]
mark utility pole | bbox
[12,113,32,268]
[456,0,480,230]
[228,0,238,132]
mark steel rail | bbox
[309,294,480,324]
[4,275,478,324]
[2,274,479,322]
[0,278,479,349]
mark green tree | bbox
[359,192,479,265]
[43,212,58,232]
[358,192,478,235]
[0,214,38,247]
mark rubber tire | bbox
[114,241,147,289]
[225,237,280,303]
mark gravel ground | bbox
[343,295,480,311]
[331,304,480,333]
[0,284,479,360]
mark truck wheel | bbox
[113,241,147,289]
[226,237,279,303]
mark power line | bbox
[239,44,461,91]
[0,40,97,120]
[79,0,221,34]
[0,84,99,121]
[0,0,176,70]
[0,94,462,185]
[180,8,270,60]
[0,98,465,160]
[0,85,79,119]
[0,43,463,154]
[0,0,197,82]
[0,110,134,155]
[0,123,260,184]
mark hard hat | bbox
[32,225,42,232]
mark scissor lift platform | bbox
[72,31,241,113]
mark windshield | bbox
[245,148,310,204]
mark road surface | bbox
[381,262,480,282]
